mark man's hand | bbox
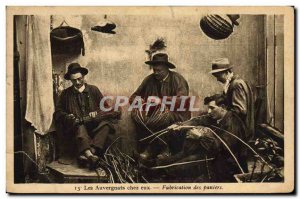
[66,114,76,120]
[148,96,161,104]
[89,111,98,118]
[167,123,182,131]
[66,114,77,128]
[186,128,203,139]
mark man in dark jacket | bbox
[209,58,255,141]
[54,63,116,169]
[130,53,190,161]
[159,94,248,182]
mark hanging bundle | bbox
[200,14,240,40]
[50,20,85,56]
[91,15,117,34]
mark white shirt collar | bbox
[223,72,234,94]
[74,84,85,93]
[217,111,227,124]
[161,72,170,82]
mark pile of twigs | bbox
[140,119,281,177]
[245,137,284,182]
[139,115,209,144]
[100,137,149,183]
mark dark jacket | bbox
[54,84,112,133]
[54,84,116,163]
[159,112,248,182]
[184,112,247,160]
[55,84,103,118]
[211,111,248,181]
[130,71,191,122]
[225,75,255,141]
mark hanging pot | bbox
[50,21,85,56]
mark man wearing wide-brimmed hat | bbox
[209,58,254,141]
[54,63,116,171]
[130,53,190,162]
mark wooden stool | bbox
[47,161,109,183]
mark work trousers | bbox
[75,122,111,154]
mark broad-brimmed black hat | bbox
[64,63,88,80]
[145,53,176,69]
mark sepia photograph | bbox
[6,6,294,193]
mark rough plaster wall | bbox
[51,15,264,153]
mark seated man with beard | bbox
[154,94,249,182]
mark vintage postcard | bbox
[6,6,294,194]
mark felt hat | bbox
[145,53,176,69]
[64,63,88,80]
[209,58,232,74]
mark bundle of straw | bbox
[100,137,149,183]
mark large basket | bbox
[50,26,85,56]
[200,15,235,40]
[131,104,171,131]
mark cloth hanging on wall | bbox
[25,15,55,134]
